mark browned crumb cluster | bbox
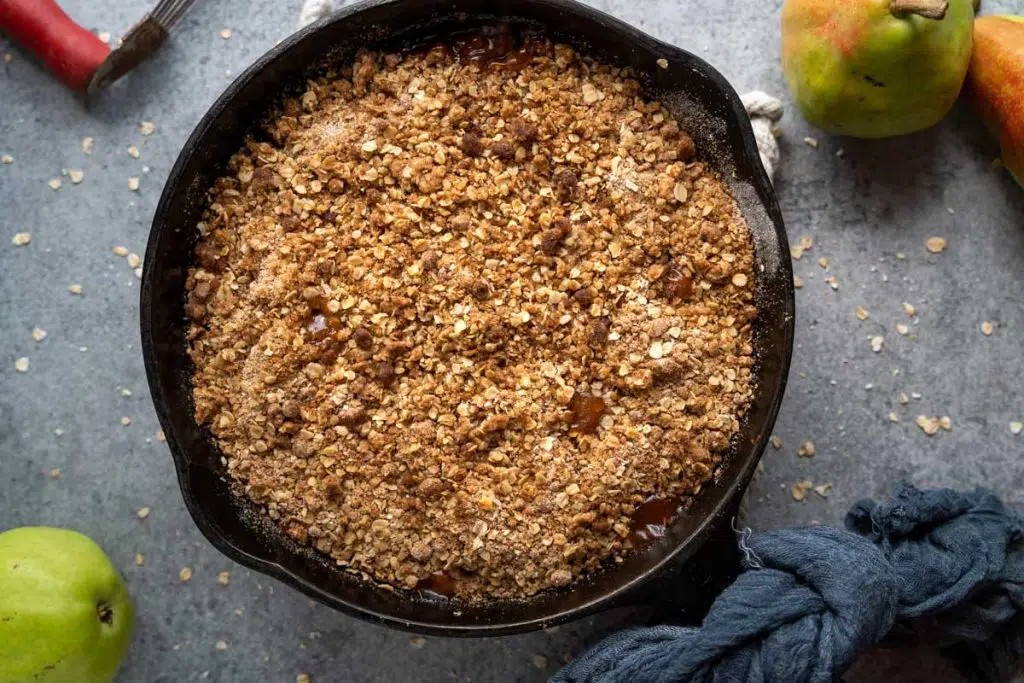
[186,39,757,599]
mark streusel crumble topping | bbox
[187,35,756,599]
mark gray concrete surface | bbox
[2,0,1022,681]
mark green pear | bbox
[0,528,134,683]
[782,0,975,138]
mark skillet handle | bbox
[0,0,110,94]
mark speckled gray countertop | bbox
[1,1,1022,681]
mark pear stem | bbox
[890,0,950,19]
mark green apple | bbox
[0,528,134,683]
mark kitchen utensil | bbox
[0,0,195,96]
[142,0,794,636]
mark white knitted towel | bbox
[740,91,784,183]
[298,0,333,28]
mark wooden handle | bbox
[0,0,111,94]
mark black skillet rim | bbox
[141,0,794,636]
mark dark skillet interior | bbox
[141,0,793,635]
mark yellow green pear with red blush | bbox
[782,0,975,138]
[966,16,1024,188]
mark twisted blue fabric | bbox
[552,484,1024,683]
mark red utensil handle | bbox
[0,0,110,94]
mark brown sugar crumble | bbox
[186,37,757,600]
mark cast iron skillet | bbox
[141,0,794,636]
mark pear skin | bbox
[782,0,975,138]
[0,528,134,683]
[966,16,1024,187]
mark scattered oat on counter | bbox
[793,275,804,289]
[926,237,946,254]
[49,468,61,479]
[818,256,829,269]
[68,169,84,184]
[215,640,228,651]
[916,415,941,436]
[888,412,899,423]
[870,336,884,353]
[68,284,82,295]
[791,480,813,501]
[896,323,909,336]
[220,28,233,39]
[1010,421,1023,436]
[120,388,132,397]
[532,654,549,669]
[134,267,143,279]
[803,137,819,148]
[981,321,994,336]
[790,245,805,260]
[179,567,193,582]
[137,507,150,520]
[656,58,669,69]
[296,675,311,683]
[128,177,140,191]
[113,246,129,257]
[1,154,13,164]
[121,416,132,426]
[14,357,30,372]
[813,483,832,498]
[770,435,783,449]
[902,302,916,317]
[82,137,94,154]
[48,178,62,190]
[797,441,816,458]
[11,232,31,246]
[32,328,47,342]
[127,145,140,159]
[799,236,813,251]
[899,392,910,404]
[135,553,145,566]
[138,121,156,136]
[409,637,426,650]
[855,307,868,321]
[939,416,952,431]
[826,276,839,290]
[156,429,166,442]
[127,253,142,268]
[218,571,231,585]
[97,31,111,44]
